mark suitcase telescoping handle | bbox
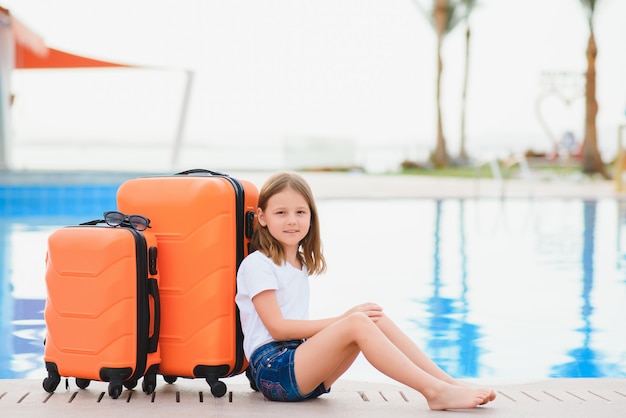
[147,278,161,353]
[176,168,227,176]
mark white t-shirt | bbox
[236,250,310,360]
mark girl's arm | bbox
[253,289,383,341]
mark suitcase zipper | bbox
[129,228,150,383]
[220,175,248,376]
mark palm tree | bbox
[411,0,463,168]
[578,0,609,178]
[457,0,477,163]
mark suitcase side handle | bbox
[245,211,256,239]
[176,168,227,176]
[147,278,161,353]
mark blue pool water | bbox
[1,183,626,381]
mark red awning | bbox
[2,6,129,69]
[14,45,129,69]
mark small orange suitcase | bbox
[117,169,258,397]
[43,221,161,399]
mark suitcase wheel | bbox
[142,374,157,395]
[42,374,61,393]
[75,378,91,389]
[163,375,178,384]
[43,363,61,393]
[207,378,227,398]
[124,380,138,390]
[108,383,123,399]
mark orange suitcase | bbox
[43,219,161,399]
[117,169,258,397]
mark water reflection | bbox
[412,198,626,379]
[550,200,621,378]
[415,200,482,379]
[0,182,116,379]
[0,219,14,378]
[1,191,626,379]
[617,200,626,271]
[0,219,75,379]
[549,200,597,377]
[455,200,482,378]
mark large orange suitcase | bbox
[43,221,161,399]
[117,169,258,397]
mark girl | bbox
[235,172,496,410]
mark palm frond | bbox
[445,2,464,33]
[459,0,478,19]
[410,0,466,34]
[579,0,597,15]
[409,0,436,30]
[578,0,599,30]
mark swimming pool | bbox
[1,183,625,381]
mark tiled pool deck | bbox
[2,375,626,417]
[1,170,624,417]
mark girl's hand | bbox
[344,303,384,322]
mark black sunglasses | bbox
[103,211,151,231]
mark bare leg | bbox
[375,314,456,383]
[321,347,360,388]
[375,313,496,402]
[294,312,492,410]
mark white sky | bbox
[3,0,626,171]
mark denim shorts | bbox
[249,340,330,402]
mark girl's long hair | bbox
[252,172,326,276]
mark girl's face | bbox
[257,188,311,253]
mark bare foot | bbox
[454,381,496,405]
[483,389,497,404]
[425,383,493,410]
